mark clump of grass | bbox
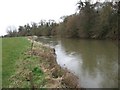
[32,67,43,76]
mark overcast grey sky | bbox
[0,0,81,36]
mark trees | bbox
[76,1,98,38]
[6,26,18,37]
[76,0,118,39]
[5,0,118,40]
[65,15,79,38]
[97,2,112,38]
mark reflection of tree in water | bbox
[97,53,118,87]
[60,39,118,88]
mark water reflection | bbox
[37,37,118,88]
[55,42,82,75]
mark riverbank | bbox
[27,36,80,88]
[2,36,80,88]
[35,36,118,88]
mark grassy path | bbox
[2,37,30,88]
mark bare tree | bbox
[6,26,17,37]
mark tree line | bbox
[6,1,119,40]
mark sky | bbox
[0,0,80,36]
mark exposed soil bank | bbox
[27,36,80,88]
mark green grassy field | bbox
[2,37,30,88]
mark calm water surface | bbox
[37,37,118,88]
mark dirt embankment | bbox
[28,36,80,88]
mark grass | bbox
[2,37,30,88]
[2,37,46,88]
[8,53,46,88]
[0,38,2,89]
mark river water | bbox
[37,37,118,88]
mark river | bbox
[36,37,118,88]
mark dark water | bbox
[37,37,118,88]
